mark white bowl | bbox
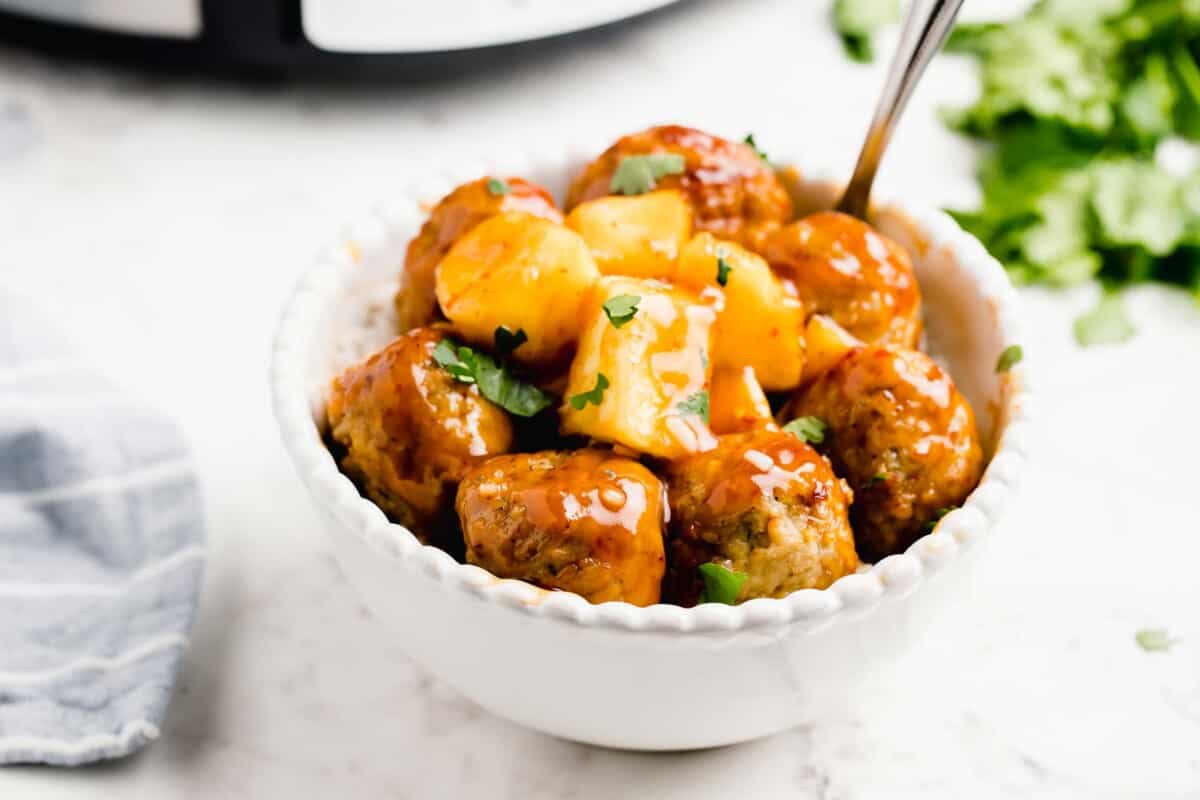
[270,139,1034,751]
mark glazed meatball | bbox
[395,177,562,333]
[456,449,666,606]
[762,211,921,349]
[566,125,792,252]
[664,430,858,606]
[785,346,983,562]
[326,327,514,545]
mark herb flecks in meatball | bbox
[786,346,983,562]
[763,211,922,349]
[396,177,562,333]
[566,125,793,253]
[326,327,514,547]
[456,449,667,606]
[665,430,858,605]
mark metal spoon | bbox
[836,0,965,219]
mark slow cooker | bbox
[0,0,686,72]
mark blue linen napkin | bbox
[0,293,205,766]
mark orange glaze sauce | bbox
[399,178,561,331]
[644,288,719,454]
[762,211,920,348]
[408,356,491,458]
[842,347,952,410]
[709,365,774,434]
[702,434,829,518]
[502,451,665,602]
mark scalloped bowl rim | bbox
[270,137,1035,636]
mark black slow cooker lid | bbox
[0,0,688,77]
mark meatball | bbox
[456,449,666,606]
[664,430,858,605]
[762,211,922,349]
[566,125,792,252]
[395,177,562,333]
[326,327,514,545]
[784,346,983,562]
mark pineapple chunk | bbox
[803,314,862,382]
[561,276,719,459]
[564,190,692,279]
[709,365,775,434]
[676,233,806,391]
[435,212,601,366]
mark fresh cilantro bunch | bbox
[944,0,1200,343]
[950,128,1200,289]
[946,0,1200,145]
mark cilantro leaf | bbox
[743,133,770,163]
[1135,627,1177,652]
[1074,293,1136,346]
[472,352,555,417]
[493,326,528,355]
[569,373,609,410]
[995,344,1023,373]
[432,339,476,383]
[610,154,686,196]
[433,336,554,417]
[716,256,732,287]
[698,562,747,605]
[602,294,641,328]
[432,337,459,367]
[486,177,511,196]
[783,416,828,445]
[676,391,710,424]
[833,0,900,63]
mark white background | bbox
[1,0,1199,797]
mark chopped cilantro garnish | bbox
[676,391,710,424]
[432,336,554,417]
[930,2,1200,331]
[743,133,770,163]
[432,339,476,383]
[610,154,686,196]
[1135,627,1177,652]
[493,326,528,356]
[995,344,1023,373]
[602,294,641,328]
[569,373,610,410]
[698,563,747,605]
[783,416,828,445]
[716,255,733,287]
[485,177,511,196]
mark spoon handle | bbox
[836,0,965,219]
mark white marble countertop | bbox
[2,1,1199,797]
